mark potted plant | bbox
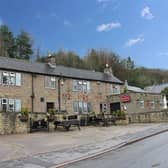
[47,108,55,122]
[18,107,29,122]
[117,110,126,120]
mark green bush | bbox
[48,108,55,115]
[21,107,29,116]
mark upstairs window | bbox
[16,73,21,86]
[2,72,9,85]
[9,73,16,85]
[0,71,21,86]
[111,85,120,95]
[73,80,90,92]
[45,76,56,89]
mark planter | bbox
[48,117,55,122]
[19,116,28,122]
[116,116,126,120]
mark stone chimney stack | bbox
[47,54,56,68]
[104,64,113,75]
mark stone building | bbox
[0,56,123,134]
[107,84,166,123]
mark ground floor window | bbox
[0,98,21,112]
[149,101,155,109]
[2,98,7,112]
[139,100,145,109]
[73,101,91,114]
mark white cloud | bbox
[141,6,154,20]
[63,20,71,26]
[125,35,144,47]
[0,17,3,25]
[97,22,121,32]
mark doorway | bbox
[110,102,121,112]
[46,102,54,112]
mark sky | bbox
[0,0,168,69]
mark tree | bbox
[0,25,15,58]
[161,87,168,100]
[16,31,33,60]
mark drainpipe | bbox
[58,78,61,113]
[31,73,35,114]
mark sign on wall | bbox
[120,94,131,103]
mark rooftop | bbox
[144,83,168,93]
[0,57,123,84]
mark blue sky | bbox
[0,0,168,69]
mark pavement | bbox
[0,123,168,168]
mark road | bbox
[67,131,168,168]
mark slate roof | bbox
[145,83,168,93]
[0,57,123,84]
[127,85,146,93]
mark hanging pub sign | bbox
[120,94,131,103]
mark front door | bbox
[46,102,54,112]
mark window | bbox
[15,99,21,112]
[16,73,21,86]
[2,72,9,85]
[111,85,120,95]
[9,99,15,112]
[149,101,155,109]
[45,76,56,89]
[0,72,1,84]
[100,103,107,113]
[2,98,7,112]
[139,100,144,109]
[73,80,90,92]
[0,98,21,112]
[0,71,21,86]
[9,73,16,85]
[73,101,78,113]
[73,101,91,114]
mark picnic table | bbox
[54,114,80,131]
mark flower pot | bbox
[19,116,28,122]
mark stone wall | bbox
[128,110,168,123]
[0,112,28,135]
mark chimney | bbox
[47,54,56,68]
[104,64,113,75]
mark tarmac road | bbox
[67,131,168,168]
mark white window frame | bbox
[15,73,21,86]
[150,101,155,109]
[73,80,90,93]
[73,101,90,114]
[2,98,8,112]
[8,99,15,112]
[0,71,1,84]
[139,100,145,109]
[2,72,9,85]
[15,99,21,112]
[9,72,16,85]
[111,85,120,95]
[45,76,56,89]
